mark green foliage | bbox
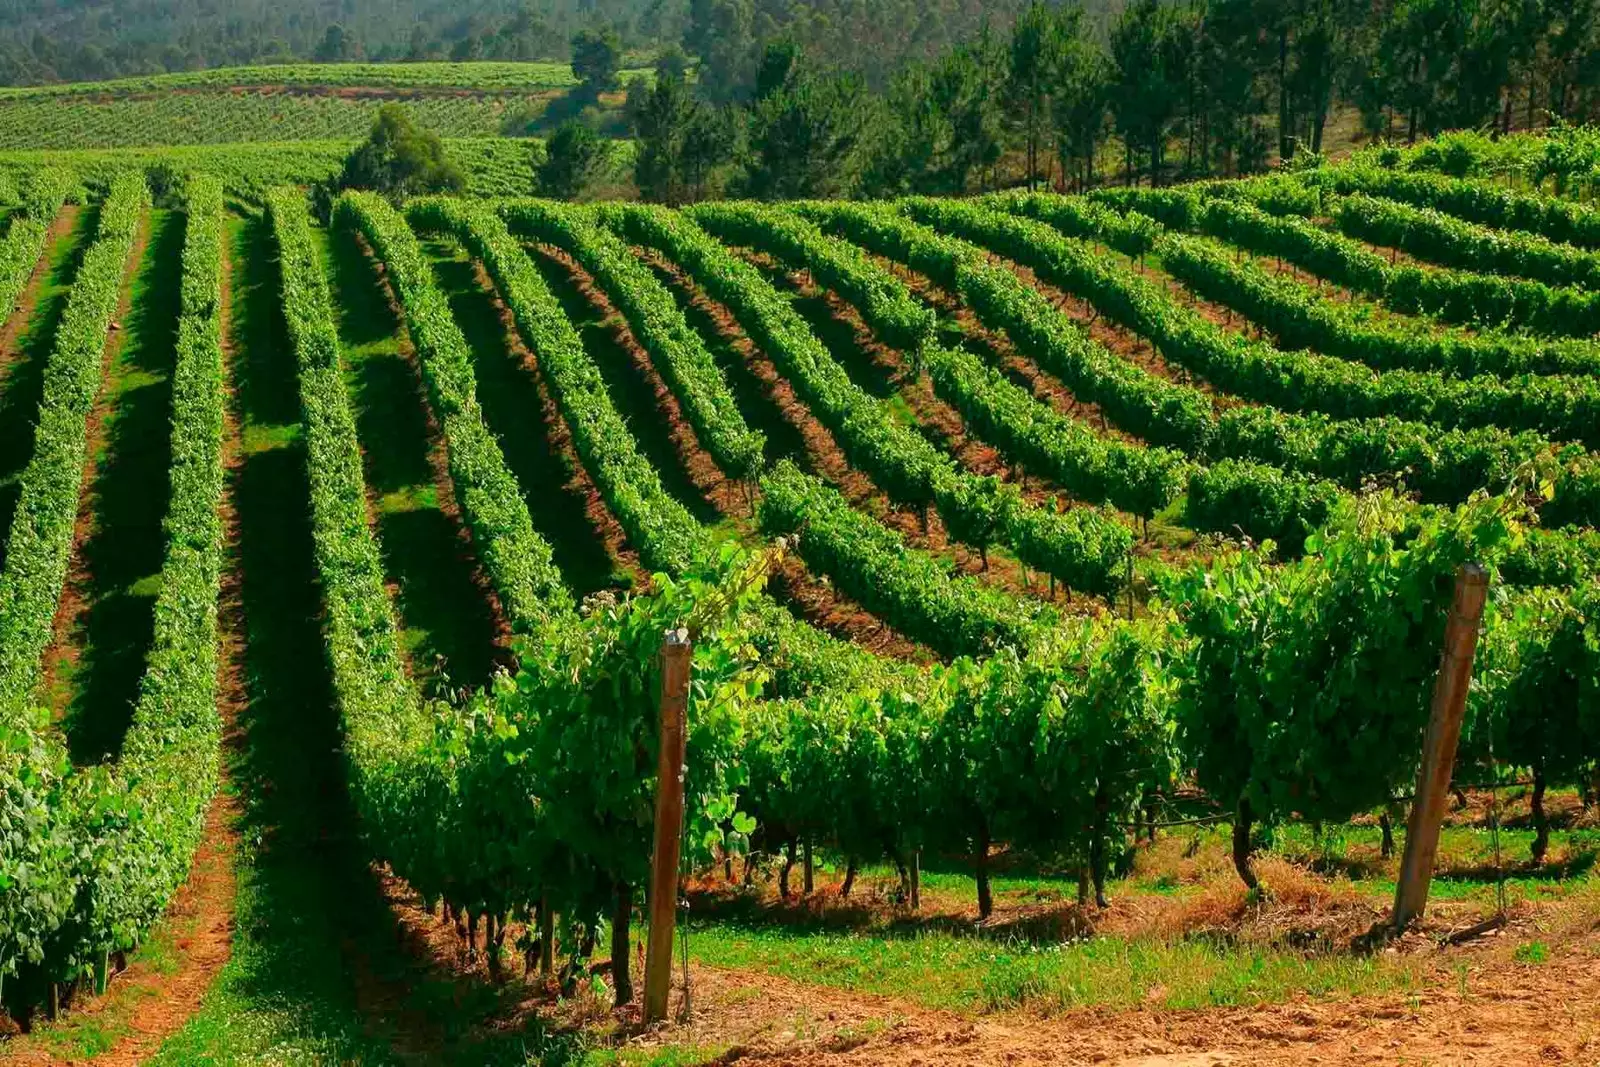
[758,461,1044,658]
[913,196,1589,520]
[737,74,875,200]
[625,200,1134,596]
[1121,185,1600,339]
[628,72,736,204]
[570,27,622,99]
[411,198,707,574]
[337,192,572,634]
[336,104,466,200]
[1169,488,1526,830]
[58,175,228,987]
[1,175,227,1013]
[0,174,147,717]
[1318,165,1600,252]
[1332,193,1600,292]
[498,200,766,483]
[537,121,613,200]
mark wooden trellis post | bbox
[1392,564,1488,932]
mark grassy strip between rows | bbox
[333,191,572,635]
[263,186,432,898]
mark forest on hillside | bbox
[0,0,1040,86]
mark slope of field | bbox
[1,144,1599,1063]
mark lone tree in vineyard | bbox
[337,103,465,200]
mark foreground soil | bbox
[650,931,1600,1066]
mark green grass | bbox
[321,222,504,692]
[19,921,183,1059]
[684,920,1418,1015]
[56,207,184,764]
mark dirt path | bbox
[637,930,1600,1066]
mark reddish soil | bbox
[359,839,1600,1067]
[0,799,239,1067]
[542,247,930,661]
[40,210,150,723]
[470,257,650,586]
[660,934,1600,1067]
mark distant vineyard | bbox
[0,92,556,150]
[2,143,1599,1023]
[0,62,652,99]
[0,138,578,201]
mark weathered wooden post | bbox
[643,627,692,1023]
[1393,564,1488,932]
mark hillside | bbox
[0,135,1597,1064]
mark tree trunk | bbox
[840,857,857,898]
[539,898,555,976]
[1277,29,1291,161]
[485,914,501,982]
[1232,797,1260,890]
[803,839,814,895]
[779,838,797,899]
[910,850,921,910]
[976,824,994,920]
[1531,768,1550,864]
[611,883,633,1008]
[1379,809,1395,859]
[1089,788,1111,908]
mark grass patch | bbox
[320,223,502,691]
[686,920,1417,1016]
